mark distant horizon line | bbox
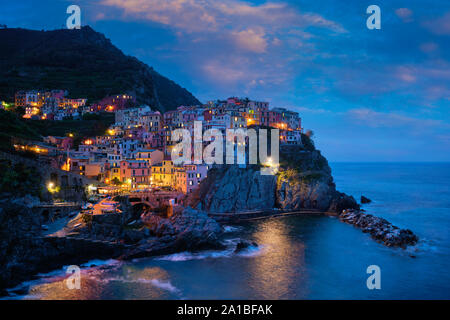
[329,161,450,164]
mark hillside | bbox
[0,26,200,112]
[0,110,115,151]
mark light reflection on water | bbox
[247,219,307,299]
[18,264,180,300]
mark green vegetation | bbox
[0,160,42,197]
[301,133,315,152]
[26,112,115,146]
[301,172,323,183]
[0,109,114,150]
[0,110,42,151]
[112,177,123,186]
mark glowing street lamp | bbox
[47,182,58,193]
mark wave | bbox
[156,238,266,261]
[223,225,243,233]
[155,249,234,261]
[237,244,265,257]
[92,275,180,294]
[411,238,441,254]
[4,259,122,299]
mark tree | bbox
[112,177,123,186]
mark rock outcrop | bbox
[188,165,278,213]
[339,209,418,247]
[0,199,224,293]
[187,144,359,214]
[141,207,224,251]
[0,202,124,292]
[361,196,372,204]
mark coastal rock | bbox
[187,165,277,213]
[188,146,359,214]
[142,206,224,251]
[0,202,125,292]
[361,196,372,204]
[11,195,41,208]
[339,209,418,248]
[234,240,258,253]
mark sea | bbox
[5,163,450,299]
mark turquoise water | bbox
[8,163,450,299]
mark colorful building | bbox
[120,160,151,188]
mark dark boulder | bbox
[142,206,224,251]
[234,240,258,253]
[361,196,372,204]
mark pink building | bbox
[120,160,151,188]
[174,164,208,194]
[260,110,281,127]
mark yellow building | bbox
[151,159,174,187]
[109,166,121,181]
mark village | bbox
[5,91,303,213]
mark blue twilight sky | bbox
[1,0,449,161]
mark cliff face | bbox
[0,26,200,111]
[276,147,358,213]
[188,142,358,214]
[188,165,278,213]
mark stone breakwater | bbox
[339,209,418,248]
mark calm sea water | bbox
[7,163,450,299]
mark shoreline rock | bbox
[361,196,372,204]
[0,202,225,294]
[234,240,258,253]
[339,209,418,248]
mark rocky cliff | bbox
[188,164,278,213]
[187,140,358,214]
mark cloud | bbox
[201,55,291,89]
[99,0,346,35]
[422,11,450,35]
[395,8,413,23]
[231,28,267,53]
[347,108,446,129]
[395,66,417,83]
[420,42,438,54]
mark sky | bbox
[1,0,449,161]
